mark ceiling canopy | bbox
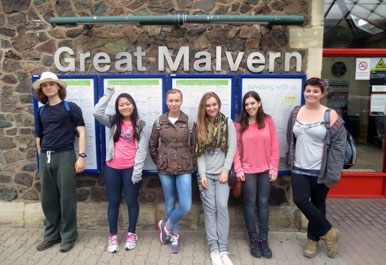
[324,0,386,47]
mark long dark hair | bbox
[239,91,269,133]
[113,93,141,142]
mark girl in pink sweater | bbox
[233,91,279,259]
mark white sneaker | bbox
[220,251,234,265]
[210,250,223,265]
[107,234,119,253]
[125,232,138,250]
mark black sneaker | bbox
[60,240,75,252]
[260,239,272,258]
[249,238,262,258]
[36,239,61,251]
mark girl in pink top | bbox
[233,91,279,259]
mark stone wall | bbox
[0,0,317,230]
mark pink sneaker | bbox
[125,232,138,250]
[107,234,119,253]
[157,220,171,244]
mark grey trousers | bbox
[198,175,230,253]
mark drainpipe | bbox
[50,14,304,28]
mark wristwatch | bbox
[78,153,87,158]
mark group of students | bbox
[33,72,346,264]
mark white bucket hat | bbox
[32,72,67,90]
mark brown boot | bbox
[303,239,319,258]
[320,227,340,258]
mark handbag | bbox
[228,133,243,198]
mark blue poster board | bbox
[32,74,100,174]
[239,74,306,174]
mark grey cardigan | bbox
[286,106,347,187]
[93,89,147,183]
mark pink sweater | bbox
[233,117,279,176]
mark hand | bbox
[107,86,114,91]
[200,176,208,189]
[237,174,245,182]
[269,174,277,182]
[75,158,85,174]
[219,172,228,183]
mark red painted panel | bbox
[324,49,386,57]
[328,175,385,198]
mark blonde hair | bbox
[166,88,183,100]
[196,92,222,145]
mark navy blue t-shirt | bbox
[35,101,85,152]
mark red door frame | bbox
[323,48,386,198]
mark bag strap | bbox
[157,115,194,145]
[324,108,332,145]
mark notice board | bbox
[239,74,306,174]
[99,74,166,173]
[32,74,100,174]
[169,74,236,120]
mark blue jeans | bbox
[104,165,141,234]
[242,171,271,240]
[291,173,332,241]
[159,173,192,234]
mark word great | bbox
[54,46,302,73]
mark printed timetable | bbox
[99,75,166,172]
[169,74,236,120]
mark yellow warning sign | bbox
[376,59,386,68]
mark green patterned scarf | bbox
[196,113,228,156]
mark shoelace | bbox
[127,233,137,242]
[170,235,179,245]
[259,239,269,249]
[109,235,118,244]
[249,239,259,248]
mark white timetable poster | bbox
[100,75,166,172]
[33,75,100,174]
[239,74,306,173]
[169,74,236,120]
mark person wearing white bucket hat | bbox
[33,71,87,253]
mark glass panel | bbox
[322,57,384,172]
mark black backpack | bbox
[324,109,357,169]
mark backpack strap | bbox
[187,117,194,146]
[324,108,332,145]
[64,100,71,112]
[39,101,70,116]
[156,116,194,145]
[39,105,46,116]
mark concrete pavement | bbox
[1,198,385,265]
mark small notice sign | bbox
[355,58,371,80]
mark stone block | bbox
[77,202,109,229]
[0,201,24,227]
[24,202,44,227]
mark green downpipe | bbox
[50,14,304,27]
